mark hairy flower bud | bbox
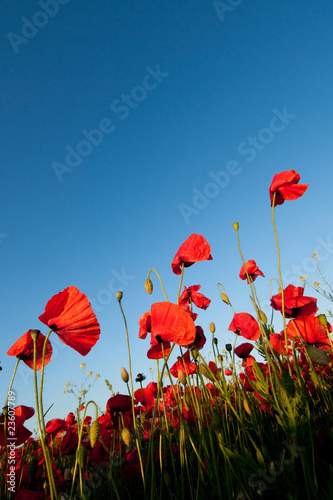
[90,420,100,448]
[177,369,187,386]
[220,293,230,305]
[144,278,153,295]
[121,367,129,383]
[209,322,216,333]
[121,427,132,447]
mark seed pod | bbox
[232,222,239,231]
[90,420,100,448]
[116,291,123,301]
[144,278,153,295]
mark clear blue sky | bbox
[2,0,333,432]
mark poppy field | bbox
[2,170,333,499]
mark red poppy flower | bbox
[228,313,261,341]
[7,330,53,370]
[151,302,196,346]
[189,325,206,350]
[269,169,308,207]
[106,394,132,413]
[147,333,172,360]
[138,311,151,339]
[39,286,100,356]
[179,285,211,310]
[239,260,265,284]
[46,418,66,435]
[171,234,212,275]
[270,284,318,318]
[0,405,35,446]
[134,387,155,407]
[234,342,254,358]
[286,315,331,349]
[170,350,197,378]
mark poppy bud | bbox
[220,293,230,305]
[225,344,232,352]
[258,310,267,323]
[306,346,331,366]
[199,364,215,382]
[121,367,129,383]
[116,291,123,302]
[177,369,187,386]
[64,469,72,481]
[145,278,153,295]
[79,444,88,469]
[121,427,132,447]
[90,420,100,448]
[232,222,239,231]
[191,347,198,360]
[317,314,328,328]
[209,322,216,333]
[243,399,251,415]
[213,338,218,345]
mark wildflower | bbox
[39,286,100,356]
[170,350,197,378]
[228,313,261,341]
[239,260,265,283]
[7,330,53,370]
[234,343,254,359]
[139,302,196,347]
[106,394,132,413]
[286,315,331,350]
[171,234,212,275]
[270,284,318,318]
[178,285,211,310]
[269,169,308,207]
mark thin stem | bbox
[177,263,185,305]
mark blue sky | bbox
[1,0,333,432]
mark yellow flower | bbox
[87,371,93,377]
[80,363,86,369]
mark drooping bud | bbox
[220,293,230,305]
[243,399,251,415]
[177,369,187,386]
[121,367,129,383]
[144,278,153,295]
[90,420,100,448]
[232,222,239,231]
[121,427,132,447]
[116,291,123,302]
[258,310,267,324]
[209,322,216,333]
